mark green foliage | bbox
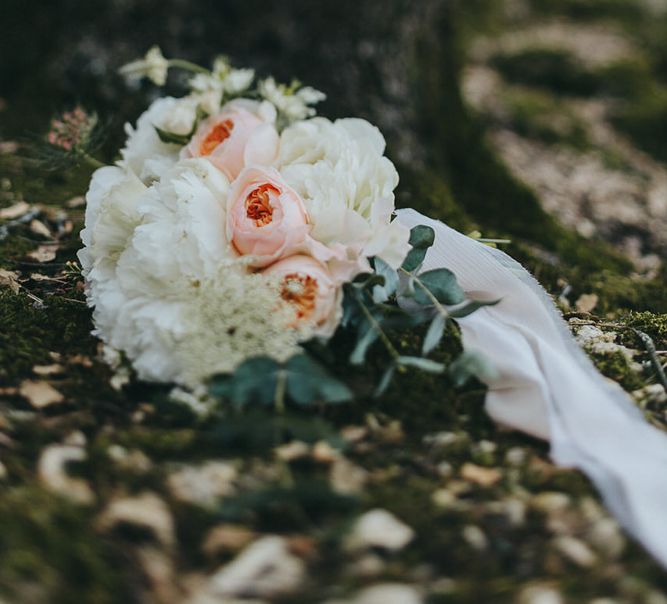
[209,354,353,409]
[0,487,134,604]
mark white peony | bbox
[277,117,410,271]
[78,166,147,339]
[83,158,308,385]
[121,97,193,183]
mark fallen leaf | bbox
[19,380,65,408]
[0,141,19,154]
[575,293,599,314]
[0,201,30,220]
[30,273,62,282]
[461,462,502,487]
[0,269,20,293]
[29,219,52,238]
[33,364,64,376]
[69,354,93,368]
[65,196,85,208]
[27,245,58,263]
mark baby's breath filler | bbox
[175,271,310,387]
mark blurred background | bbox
[3,0,667,281]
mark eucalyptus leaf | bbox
[209,356,280,407]
[372,257,399,303]
[402,225,435,272]
[397,356,445,373]
[413,268,466,306]
[448,350,498,387]
[210,354,352,408]
[154,126,191,145]
[448,298,501,319]
[374,363,396,398]
[285,355,352,404]
[350,320,380,365]
[422,313,447,355]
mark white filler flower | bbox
[119,46,169,86]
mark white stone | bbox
[346,509,415,551]
[208,536,305,598]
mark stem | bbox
[399,267,450,319]
[354,291,400,360]
[168,59,210,75]
[82,153,104,170]
[274,370,287,414]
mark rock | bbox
[330,456,368,495]
[517,584,564,604]
[553,536,598,567]
[588,518,625,559]
[107,445,153,472]
[97,492,175,549]
[167,461,237,508]
[207,536,305,598]
[0,269,20,293]
[274,441,309,461]
[346,509,415,552]
[423,431,460,448]
[37,444,95,504]
[462,525,488,551]
[19,380,64,408]
[330,583,423,604]
[505,447,527,466]
[461,462,502,487]
[532,492,571,514]
[202,525,256,558]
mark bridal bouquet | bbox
[76,48,493,404]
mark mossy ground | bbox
[1,1,667,602]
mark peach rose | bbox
[227,166,310,267]
[264,255,341,336]
[182,101,278,180]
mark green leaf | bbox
[448,298,501,319]
[374,363,396,398]
[285,355,352,405]
[209,356,280,406]
[372,257,399,303]
[397,356,445,373]
[402,225,435,272]
[209,354,352,408]
[422,314,447,355]
[154,126,191,145]
[413,268,466,306]
[350,320,380,365]
[448,350,498,387]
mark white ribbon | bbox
[396,208,667,568]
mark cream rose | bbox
[227,166,310,267]
[264,255,341,337]
[182,99,278,180]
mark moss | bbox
[0,487,136,604]
[612,88,667,163]
[499,87,590,149]
[0,290,97,384]
[491,48,599,96]
[622,311,667,347]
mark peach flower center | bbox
[245,184,280,227]
[281,274,318,320]
[199,119,234,156]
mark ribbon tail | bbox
[396,208,667,568]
